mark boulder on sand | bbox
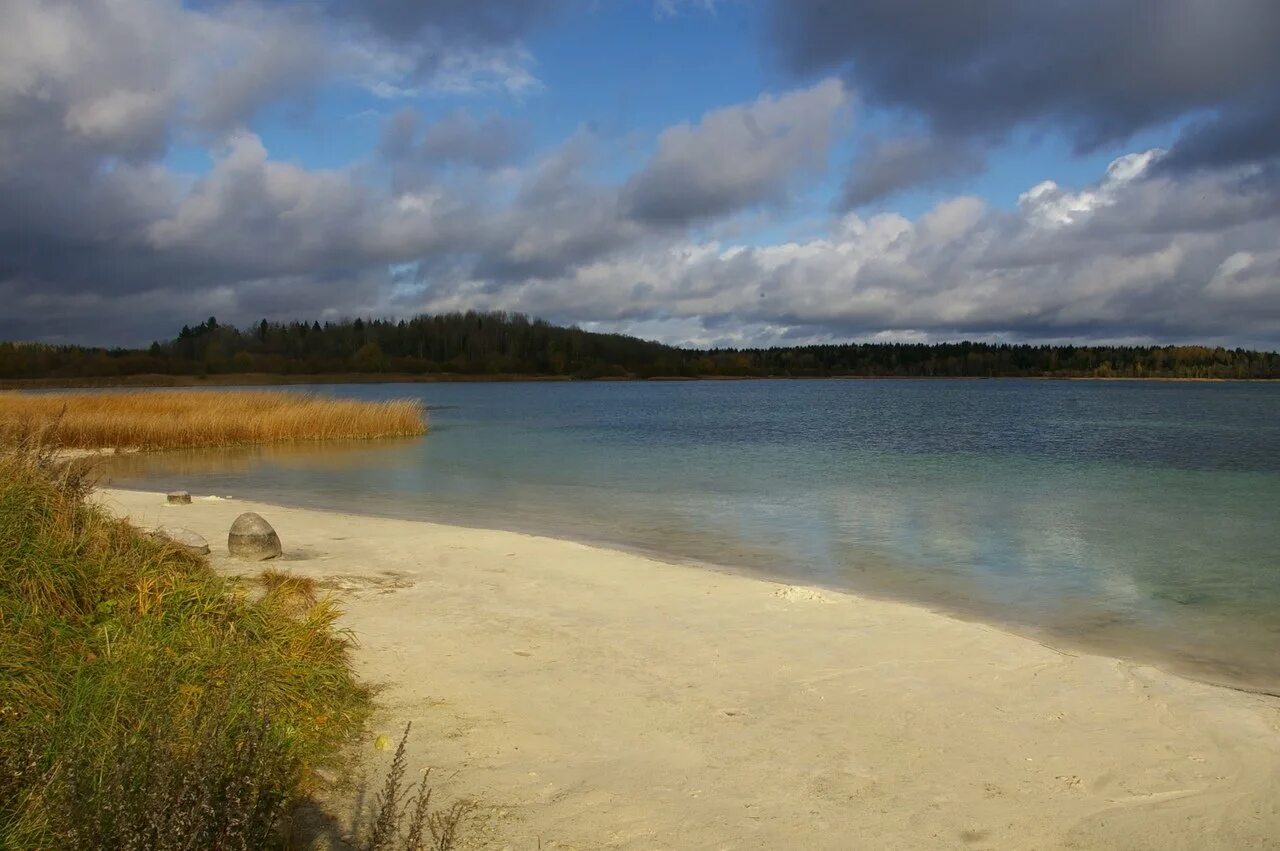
[166,491,192,505]
[228,512,282,561]
[152,526,210,555]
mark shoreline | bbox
[98,476,1280,700]
[5,372,1278,390]
[97,487,1280,849]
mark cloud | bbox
[767,0,1280,169]
[1159,94,1280,173]
[1014,151,1163,228]
[6,133,1280,349]
[380,108,527,173]
[0,0,187,160]
[315,0,561,45]
[1,0,1278,352]
[410,151,1280,349]
[622,79,848,225]
[0,0,540,300]
[0,0,398,154]
[466,131,647,282]
[302,0,556,94]
[653,0,721,17]
[146,133,372,273]
[841,134,986,208]
[185,3,337,133]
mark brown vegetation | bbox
[360,724,471,851]
[0,390,426,450]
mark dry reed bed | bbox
[0,390,426,450]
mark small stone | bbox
[152,526,210,555]
[166,491,192,505]
[228,512,282,561]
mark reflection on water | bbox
[103,438,423,478]
[101,379,1280,693]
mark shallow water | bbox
[100,379,1280,692]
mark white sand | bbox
[99,488,1280,850]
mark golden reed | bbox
[0,390,426,450]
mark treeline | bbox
[701,341,1280,379]
[2,312,1278,381]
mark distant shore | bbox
[99,487,1280,849]
[4,372,1277,390]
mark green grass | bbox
[0,442,370,847]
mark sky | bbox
[2,0,1279,349]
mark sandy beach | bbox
[98,487,1280,850]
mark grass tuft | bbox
[0,390,426,451]
[260,568,320,608]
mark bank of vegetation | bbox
[0,444,369,847]
[0,444,472,848]
[2,312,1279,382]
[0,390,426,450]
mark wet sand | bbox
[99,488,1280,850]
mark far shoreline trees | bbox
[2,311,1278,381]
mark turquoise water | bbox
[101,380,1280,691]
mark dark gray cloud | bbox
[841,134,985,208]
[380,108,526,174]
[621,79,847,225]
[1159,95,1280,173]
[768,0,1280,169]
[422,111,524,168]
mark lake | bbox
[101,379,1280,692]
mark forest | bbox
[2,312,1278,381]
